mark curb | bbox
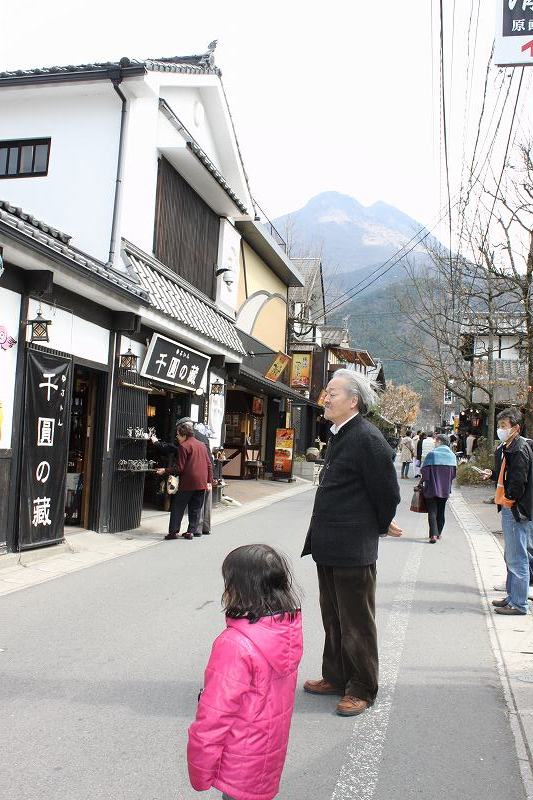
[450,491,533,800]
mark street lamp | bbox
[26,308,52,343]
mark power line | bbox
[479,67,525,257]
[439,0,453,265]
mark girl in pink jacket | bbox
[187,544,303,800]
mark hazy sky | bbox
[2,1,531,241]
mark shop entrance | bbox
[143,389,191,510]
[65,364,105,528]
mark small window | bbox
[0,138,50,179]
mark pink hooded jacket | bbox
[187,611,303,800]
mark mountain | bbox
[275,191,434,282]
[275,191,437,394]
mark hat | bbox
[176,416,193,427]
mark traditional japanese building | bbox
[0,45,304,551]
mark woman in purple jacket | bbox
[421,434,457,543]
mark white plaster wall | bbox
[0,287,21,448]
[474,335,520,359]
[119,335,147,365]
[27,299,109,365]
[500,335,520,359]
[160,86,223,171]
[119,95,160,253]
[0,84,121,261]
[215,219,240,317]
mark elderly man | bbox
[176,417,215,536]
[302,369,401,716]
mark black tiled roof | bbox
[0,200,148,300]
[0,200,71,243]
[123,240,246,356]
[0,49,221,83]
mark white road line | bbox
[331,544,424,800]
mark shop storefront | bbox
[108,332,211,532]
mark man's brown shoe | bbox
[492,598,508,608]
[336,696,370,716]
[303,678,344,696]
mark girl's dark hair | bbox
[222,544,301,623]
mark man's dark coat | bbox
[491,435,533,522]
[302,414,400,567]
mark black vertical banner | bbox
[19,348,72,549]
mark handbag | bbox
[166,475,179,495]
[410,481,427,513]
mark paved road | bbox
[0,481,527,800]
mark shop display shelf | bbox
[116,468,158,473]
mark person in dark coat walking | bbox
[302,369,401,716]
[154,423,213,540]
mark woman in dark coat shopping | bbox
[154,423,213,540]
[420,434,457,543]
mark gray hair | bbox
[332,369,377,415]
[435,434,450,447]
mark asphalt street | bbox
[0,480,527,800]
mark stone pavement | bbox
[450,485,533,798]
[0,477,313,597]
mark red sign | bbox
[273,428,295,480]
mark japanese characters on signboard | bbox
[273,428,295,479]
[140,333,210,391]
[290,352,312,389]
[19,348,72,549]
[494,1,533,66]
[264,352,291,383]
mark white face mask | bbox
[497,427,513,443]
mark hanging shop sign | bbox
[290,352,312,389]
[140,333,210,391]
[273,427,295,480]
[19,347,72,549]
[264,351,291,383]
[494,1,533,66]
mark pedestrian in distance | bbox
[187,544,303,800]
[176,416,215,536]
[302,369,402,717]
[414,431,426,477]
[466,432,477,460]
[482,408,533,615]
[420,433,457,543]
[400,430,414,478]
[153,423,212,540]
[421,431,436,465]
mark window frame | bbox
[0,137,51,179]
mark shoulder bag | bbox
[410,481,427,513]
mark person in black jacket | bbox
[302,369,402,716]
[483,407,533,615]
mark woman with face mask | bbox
[483,407,533,615]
